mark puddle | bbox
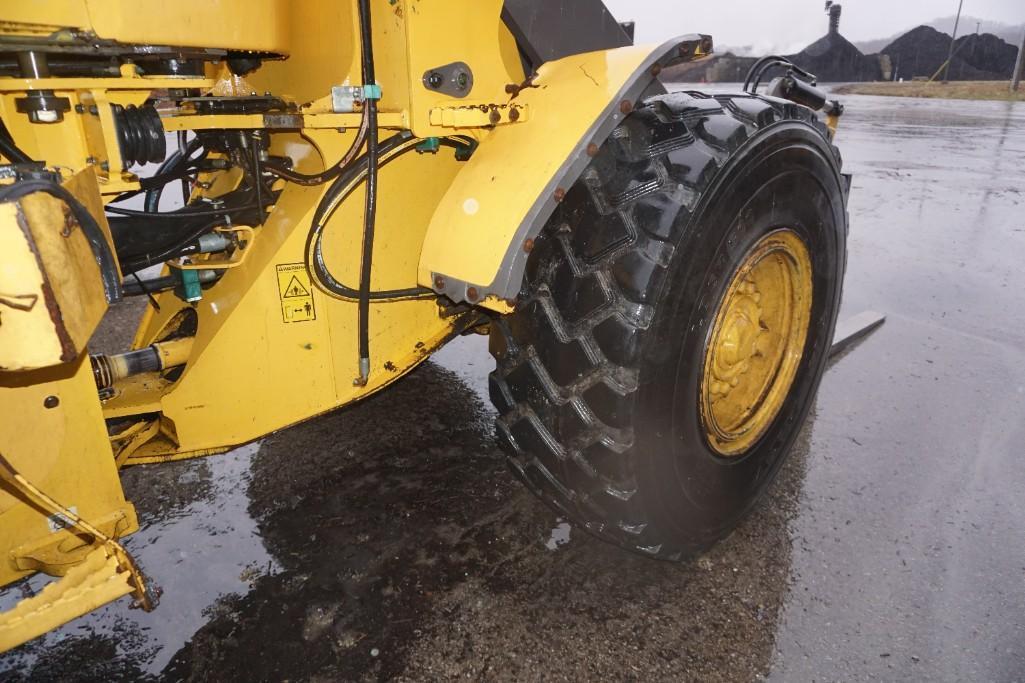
[544,519,573,551]
[0,443,278,678]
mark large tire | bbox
[489,91,847,559]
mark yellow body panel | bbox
[0,354,138,586]
[1,0,290,53]
[417,38,707,307]
[0,168,114,370]
[102,144,475,462]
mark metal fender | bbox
[417,35,712,310]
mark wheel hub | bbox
[700,229,812,456]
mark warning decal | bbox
[275,263,316,322]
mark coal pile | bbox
[662,12,1020,85]
[788,31,882,82]
[883,25,1017,80]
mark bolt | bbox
[508,107,520,122]
[488,108,501,125]
[650,63,663,77]
[466,286,479,301]
[74,103,85,113]
[85,156,97,165]
[523,238,534,253]
[553,187,566,202]
[456,72,469,90]
[433,274,446,289]
[427,72,443,89]
[99,161,109,172]
[586,143,599,157]
[619,99,634,114]
[89,105,99,115]
[43,395,59,409]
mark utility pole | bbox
[941,0,964,84]
[1013,27,1025,92]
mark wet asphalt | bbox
[2,91,1024,681]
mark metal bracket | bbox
[422,61,474,98]
[428,102,528,128]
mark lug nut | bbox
[523,238,534,253]
[619,99,633,114]
[586,143,599,157]
[553,187,566,202]
[433,274,446,289]
[466,286,479,301]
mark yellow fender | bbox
[418,36,712,310]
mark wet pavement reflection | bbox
[1,92,1024,681]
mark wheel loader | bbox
[0,0,850,652]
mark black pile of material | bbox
[882,25,1017,80]
[788,31,882,82]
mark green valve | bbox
[415,137,440,154]
[179,269,203,303]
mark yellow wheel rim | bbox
[700,229,813,456]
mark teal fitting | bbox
[179,269,202,303]
[362,83,382,100]
[415,137,441,154]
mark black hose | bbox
[306,132,432,301]
[306,134,474,302]
[0,118,32,164]
[119,218,223,274]
[144,137,204,211]
[0,180,122,303]
[263,110,370,186]
[355,0,378,379]
[743,55,815,94]
[105,203,254,219]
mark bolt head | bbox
[466,286,479,301]
[619,100,634,115]
[523,238,534,253]
[650,63,663,77]
[433,275,446,289]
[428,72,443,88]
[586,143,599,157]
[43,395,59,409]
[553,187,566,202]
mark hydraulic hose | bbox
[263,111,370,186]
[0,180,122,303]
[306,134,475,302]
[305,132,430,301]
[355,0,378,383]
[0,118,31,164]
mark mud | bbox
[2,92,1024,681]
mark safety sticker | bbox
[276,263,316,323]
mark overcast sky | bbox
[603,0,1023,55]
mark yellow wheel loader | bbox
[0,0,850,651]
